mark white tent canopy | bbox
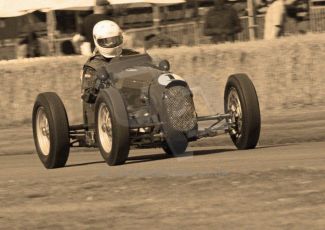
[0,0,185,18]
[109,0,184,4]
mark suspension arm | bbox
[197,113,231,122]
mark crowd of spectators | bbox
[14,0,309,58]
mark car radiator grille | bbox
[164,85,197,132]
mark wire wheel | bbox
[97,103,113,153]
[224,74,261,150]
[35,107,50,156]
[227,87,243,140]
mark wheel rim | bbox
[98,103,113,153]
[227,87,243,139]
[36,107,50,155]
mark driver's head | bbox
[93,20,123,58]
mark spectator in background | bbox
[264,0,286,39]
[17,32,41,59]
[144,27,178,50]
[73,0,112,55]
[204,0,242,43]
[264,0,297,40]
[61,40,77,55]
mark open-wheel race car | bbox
[32,51,261,169]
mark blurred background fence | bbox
[0,0,325,59]
[310,7,325,31]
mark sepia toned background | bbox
[1,0,325,229]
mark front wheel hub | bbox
[98,103,113,153]
[227,87,243,137]
[102,123,111,133]
[36,107,51,156]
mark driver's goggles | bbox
[97,35,123,48]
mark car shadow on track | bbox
[125,143,296,165]
[256,143,295,149]
[65,144,294,167]
[124,148,235,165]
[65,160,106,168]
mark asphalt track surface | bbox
[1,142,325,229]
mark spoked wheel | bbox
[227,87,243,141]
[95,88,130,166]
[32,92,70,169]
[35,107,50,156]
[97,103,113,153]
[224,74,261,149]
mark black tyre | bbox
[95,88,130,166]
[224,74,261,149]
[32,92,70,169]
[162,142,173,156]
[161,141,187,156]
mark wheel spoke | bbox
[227,88,242,138]
[98,103,113,153]
[36,107,50,156]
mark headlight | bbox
[158,73,185,86]
[170,73,184,81]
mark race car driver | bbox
[92,20,139,60]
[81,20,139,103]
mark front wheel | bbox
[95,88,130,166]
[161,142,174,156]
[32,92,70,169]
[224,74,261,149]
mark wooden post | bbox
[161,4,167,22]
[180,3,186,45]
[193,0,199,18]
[193,0,200,45]
[117,6,125,28]
[74,12,82,33]
[181,2,187,20]
[247,0,256,40]
[152,4,160,32]
[46,11,56,55]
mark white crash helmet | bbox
[93,20,123,58]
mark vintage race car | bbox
[32,51,261,169]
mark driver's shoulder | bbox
[121,48,140,56]
[84,53,108,70]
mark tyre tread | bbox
[225,74,261,149]
[32,92,70,168]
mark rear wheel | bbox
[224,74,261,149]
[95,88,130,166]
[32,92,70,169]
